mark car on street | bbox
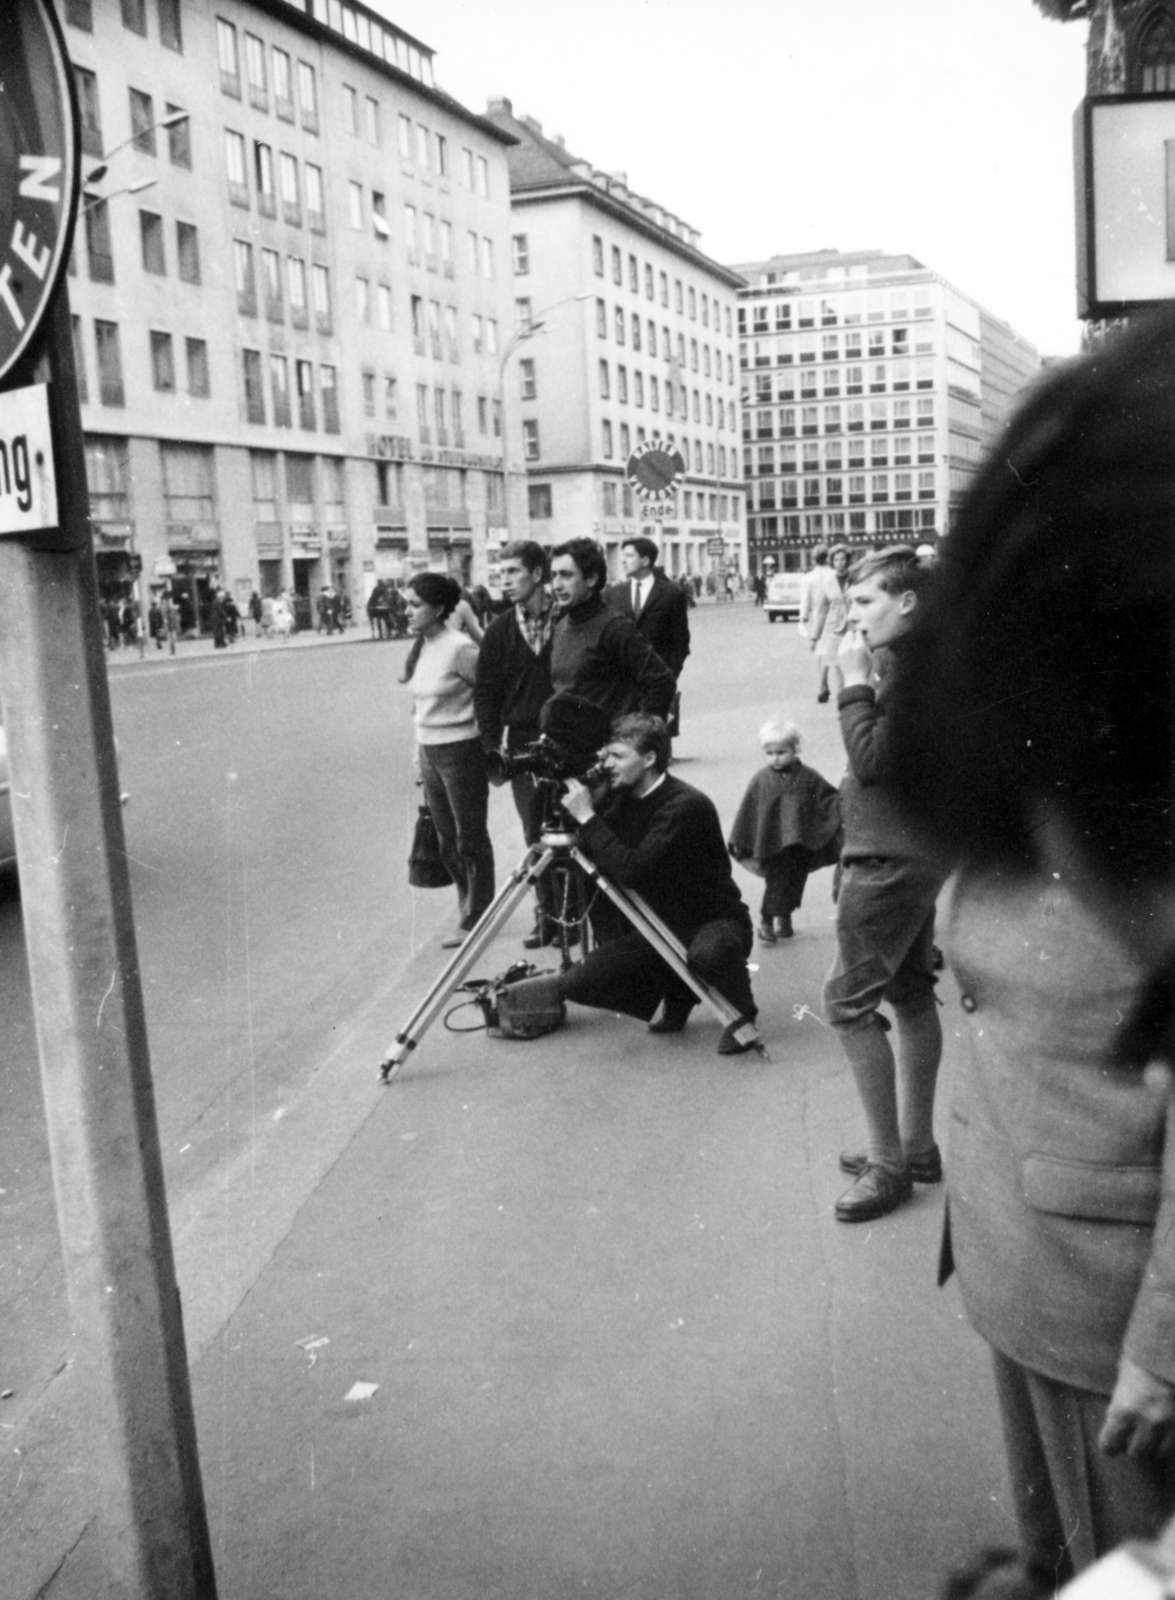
[765,571,803,622]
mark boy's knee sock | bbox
[894,999,943,1155]
[836,1018,902,1169]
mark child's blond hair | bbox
[759,716,802,752]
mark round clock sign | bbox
[626,442,685,502]
[0,0,79,384]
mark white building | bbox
[62,0,518,630]
[482,98,746,585]
[730,249,1043,573]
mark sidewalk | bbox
[16,619,1012,1600]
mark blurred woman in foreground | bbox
[888,310,1175,1594]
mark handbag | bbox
[408,804,453,888]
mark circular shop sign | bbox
[625,442,685,503]
[0,0,79,383]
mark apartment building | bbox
[731,249,1043,573]
[61,0,517,630]
[482,97,746,584]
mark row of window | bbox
[751,473,938,508]
[85,436,353,532]
[66,0,182,50]
[218,17,320,132]
[595,361,733,429]
[218,15,486,191]
[224,131,326,229]
[600,484,738,523]
[742,327,933,364]
[746,364,935,403]
[241,351,340,432]
[739,287,936,333]
[748,400,936,436]
[748,509,939,540]
[525,484,740,523]
[73,71,191,168]
[72,316,207,408]
[590,236,731,334]
[233,241,333,330]
[748,436,938,472]
[593,301,734,383]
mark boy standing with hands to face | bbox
[824,546,945,1223]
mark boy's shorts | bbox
[823,855,943,1030]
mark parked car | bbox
[765,572,804,622]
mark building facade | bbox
[62,0,519,631]
[481,98,746,586]
[731,249,1043,573]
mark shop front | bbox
[167,539,222,635]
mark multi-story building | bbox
[62,0,518,630]
[731,249,1043,574]
[481,97,746,585]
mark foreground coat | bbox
[943,866,1175,1396]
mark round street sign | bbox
[625,442,685,503]
[0,0,79,384]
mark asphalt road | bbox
[3,604,1014,1599]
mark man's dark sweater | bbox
[550,593,675,723]
[578,774,750,943]
[473,607,552,751]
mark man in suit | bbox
[610,537,691,679]
[608,538,691,735]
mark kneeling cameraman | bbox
[559,714,758,1055]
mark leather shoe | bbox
[834,1162,914,1222]
[717,1017,759,1055]
[440,932,467,949]
[839,1143,942,1184]
[522,924,559,950]
[649,997,694,1034]
[758,921,777,945]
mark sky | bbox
[389,0,1091,357]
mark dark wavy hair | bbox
[400,572,462,682]
[888,308,1175,894]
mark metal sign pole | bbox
[0,291,217,1600]
[0,3,215,1593]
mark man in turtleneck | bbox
[548,538,675,729]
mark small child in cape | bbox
[728,716,842,943]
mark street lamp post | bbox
[496,293,592,551]
[84,109,190,186]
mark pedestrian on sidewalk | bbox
[402,572,495,949]
[888,311,1175,1593]
[808,545,852,703]
[473,540,559,949]
[824,544,945,1223]
[727,716,841,945]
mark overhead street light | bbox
[85,109,190,186]
[81,176,158,213]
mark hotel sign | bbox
[0,0,79,382]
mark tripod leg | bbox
[569,848,767,1059]
[379,847,558,1081]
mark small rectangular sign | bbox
[0,384,57,535]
